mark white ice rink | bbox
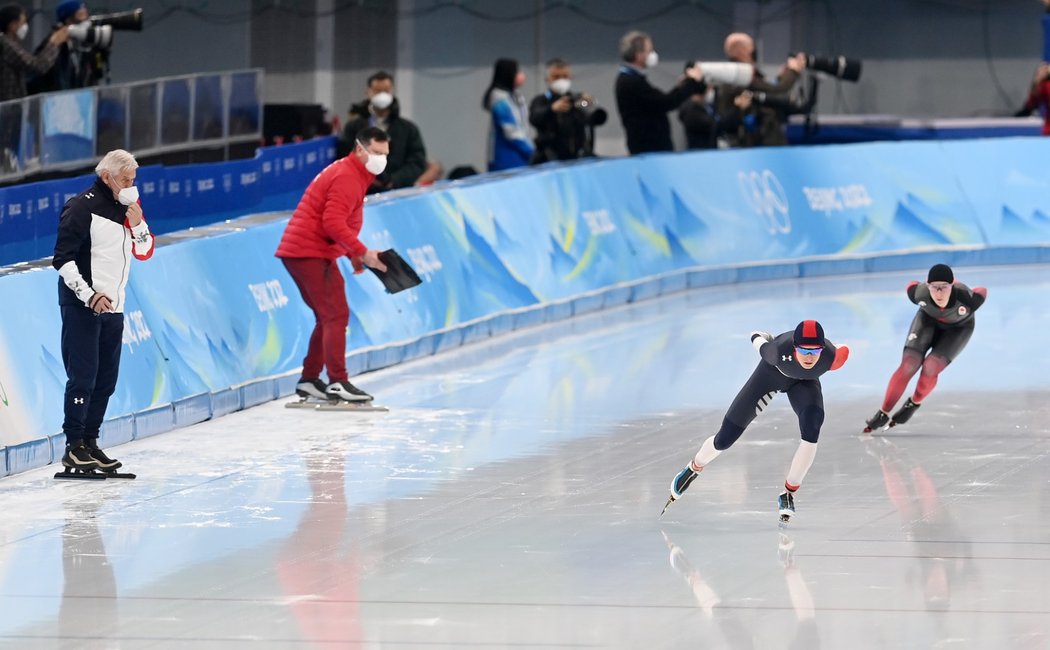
[1,265,1049,649]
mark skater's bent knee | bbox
[713,420,746,450]
[799,406,824,443]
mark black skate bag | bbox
[368,249,423,294]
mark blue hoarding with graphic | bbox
[0,136,1048,474]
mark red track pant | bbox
[282,257,350,382]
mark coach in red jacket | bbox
[276,126,389,403]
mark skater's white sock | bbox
[785,440,818,490]
[692,436,722,469]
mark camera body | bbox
[67,8,143,51]
[571,94,608,126]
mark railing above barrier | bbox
[0,69,263,183]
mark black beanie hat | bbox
[927,264,953,284]
[793,320,825,348]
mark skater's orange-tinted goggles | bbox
[794,346,823,356]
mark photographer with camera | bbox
[28,1,98,93]
[529,58,606,163]
[615,30,706,155]
[714,32,805,148]
[28,2,142,94]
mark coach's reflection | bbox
[59,499,118,647]
[865,436,975,610]
[277,455,362,647]
[662,530,820,649]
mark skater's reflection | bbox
[864,436,975,609]
[277,454,363,647]
[661,531,820,649]
[60,498,118,648]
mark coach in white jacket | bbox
[52,149,154,473]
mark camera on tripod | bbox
[571,94,608,126]
[67,8,143,51]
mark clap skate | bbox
[863,409,890,433]
[660,464,699,517]
[777,491,796,525]
[285,379,388,412]
[54,443,136,480]
[888,398,920,428]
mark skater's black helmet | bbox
[927,263,953,284]
[793,320,825,348]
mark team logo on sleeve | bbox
[958,306,967,316]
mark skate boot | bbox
[295,377,328,400]
[85,440,122,471]
[777,491,796,524]
[889,398,921,427]
[863,410,890,433]
[326,380,373,402]
[62,443,100,471]
[660,464,699,516]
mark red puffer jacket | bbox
[276,155,374,260]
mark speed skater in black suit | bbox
[864,264,987,432]
[662,320,849,522]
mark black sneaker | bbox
[326,380,373,402]
[296,377,328,400]
[890,398,921,427]
[85,441,122,470]
[864,410,890,432]
[62,443,100,470]
[778,491,796,522]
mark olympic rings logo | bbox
[737,170,791,235]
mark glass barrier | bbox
[0,68,262,183]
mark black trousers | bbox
[60,306,124,445]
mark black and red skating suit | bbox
[903,281,986,362]
[711,331,848,451]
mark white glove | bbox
[750,331,772,352]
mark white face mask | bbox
[15,23,28,40]
[645,50,659,68]
[549,78,571,95]
[371,92,393,110]
[357,141,388,175]
[117,186,139,206]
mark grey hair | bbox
[620,30,650,63]
[95,149,138,177]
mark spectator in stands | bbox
[28,1,105,94]
[339,71,442,193]
[678,62,717,150]
[276,126,389,404]
[1018,63,1050,135]
[482,57,533,171]
[52,149,154,474]
[1015,1,1050,135]
[528,58,599,163]
[715,32,805,148]
[1,2,68,100]
[614,30,705,154]
[0,3,68,171]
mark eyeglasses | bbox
[928,282,951,291]
[795,347,823,357]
